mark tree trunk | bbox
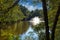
[51,5,60,40]
[42,0,50,40]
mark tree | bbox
[48,6,60,40]
[0,0,25,24]
[0,0,28,40]
[42,0,50,40]
[20,5,30,16]
[0,0,20,13]
[48,0,60,40]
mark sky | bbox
[20,26,39,40]
[19,0,42,11]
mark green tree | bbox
[0,0,25,23]
[0,0,29,40]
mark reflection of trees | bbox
[24,36,33,40]
[38,29,51,40]
[1,22,29,40]
[23,32,38,40]
[39,32,45,40]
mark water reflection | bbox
[0,21,29,40]
[1,16,45,40]
[20,16,45,40]
[20,25,39,40]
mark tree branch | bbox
[3,0,20,13]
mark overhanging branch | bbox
[3,0,20,13]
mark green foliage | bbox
[0,0,15,11]
[48,9,58,28]
[20,5,30,17]
[48,0,60,40]
[0,0,29,40]
[0,0,60,40]
[7,33,14,40]
[30,9,41,17]
[0,5,25,22]
[0,0,25,23]
[1,21,29,40]
[49,0,60,10]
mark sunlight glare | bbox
[29,17,44,26]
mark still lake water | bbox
[20,25,39,40]
[1,17,48,40]
[20,17,45,40]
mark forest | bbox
[0,0,60,40]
